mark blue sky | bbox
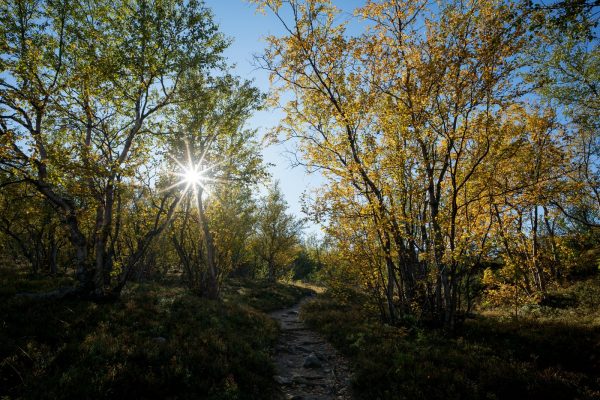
[204,0,364,234]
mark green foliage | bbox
[252,182,303,281]
[302,287,600,400]
[0,0,235,295]
[0,277,286,399]
[291,250,317,280]
[165,71,265,297]
[291,234,328,281]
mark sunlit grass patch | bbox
[222,278,314,312]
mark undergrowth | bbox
[301,283,600,400]
[0,272,311,399]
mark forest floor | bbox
[0,270,314,400]
[270,297,353,400]
[2,270,599,400]
[301,280,600,400]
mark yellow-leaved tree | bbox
[251,0,585,328]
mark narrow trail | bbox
[269,298,353,400]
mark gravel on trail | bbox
[269,298,353,400]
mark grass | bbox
[0,271,312,400]
[222,278,314,312]
[301,284,600,400]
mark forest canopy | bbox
[0,0,597,322]
[0,0,304,300]
[251,0,599,327]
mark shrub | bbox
[0,281,284,399]
[301,289,600,400]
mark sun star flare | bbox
[182,165,204,187]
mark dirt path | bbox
[269,298,353,400]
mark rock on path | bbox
[269,298,353,400]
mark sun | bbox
[164,159,207,194]
[182,165,203,187]
[163,142,224,196]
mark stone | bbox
[276,344,291,353]
[274,375,292,385]
[302,340,324,346]
[271,301,352,399]
[303,352,322,368]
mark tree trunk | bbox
[197,188,219,299]
[268,259,276,282]
[543,205,560,280]
[386,256,397,324]
[532,206,546,293]
[49,233,58,276]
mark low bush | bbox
[302,286,600,400]
[0,276,307,399]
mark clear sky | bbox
[203,0,364,235]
